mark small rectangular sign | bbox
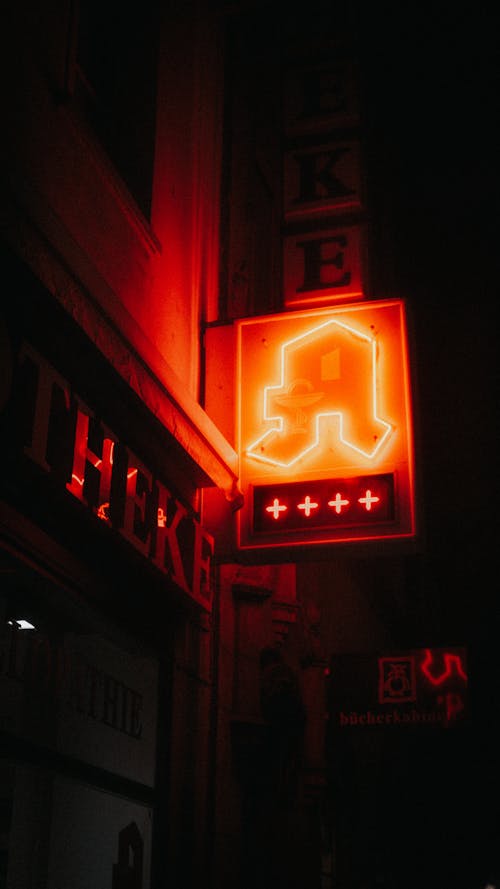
[252,473,395,535]
[329,648,468,729]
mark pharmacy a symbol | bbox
[246,318,392,468]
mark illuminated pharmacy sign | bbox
[236,298,416,551]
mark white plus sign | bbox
[298,495,319,517]
[266,498,287,520]
[328,492,350,514]
[358,489,380,511]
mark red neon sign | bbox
[237,299,416,551]
[420,648,468,685]
[253,473,394,536]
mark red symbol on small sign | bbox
[438,692,466,723]
[378,656,416,704]
[420,649,468,685]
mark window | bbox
[75,1,160,218]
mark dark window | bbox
[75,1,159,218]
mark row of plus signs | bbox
[265,489,381,519]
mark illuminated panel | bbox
[253,474,395,535]
[236,299,416,551]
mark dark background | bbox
[356,11,497,655]
[358,11,498,616]
[342,10,498,887]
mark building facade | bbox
[2,3,493,889]
[2,3,228,887]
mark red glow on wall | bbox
[236,299,416,551]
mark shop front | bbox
[0,243,214,888]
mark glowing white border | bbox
[245,318,392,468]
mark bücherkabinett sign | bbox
[329,647,468,729]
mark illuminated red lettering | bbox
[66,396,117,512]
[20,343,70,471]
[13,339,212,609]
[420,649,468,685]
[121,448,152,557]
[152,480,189,592]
